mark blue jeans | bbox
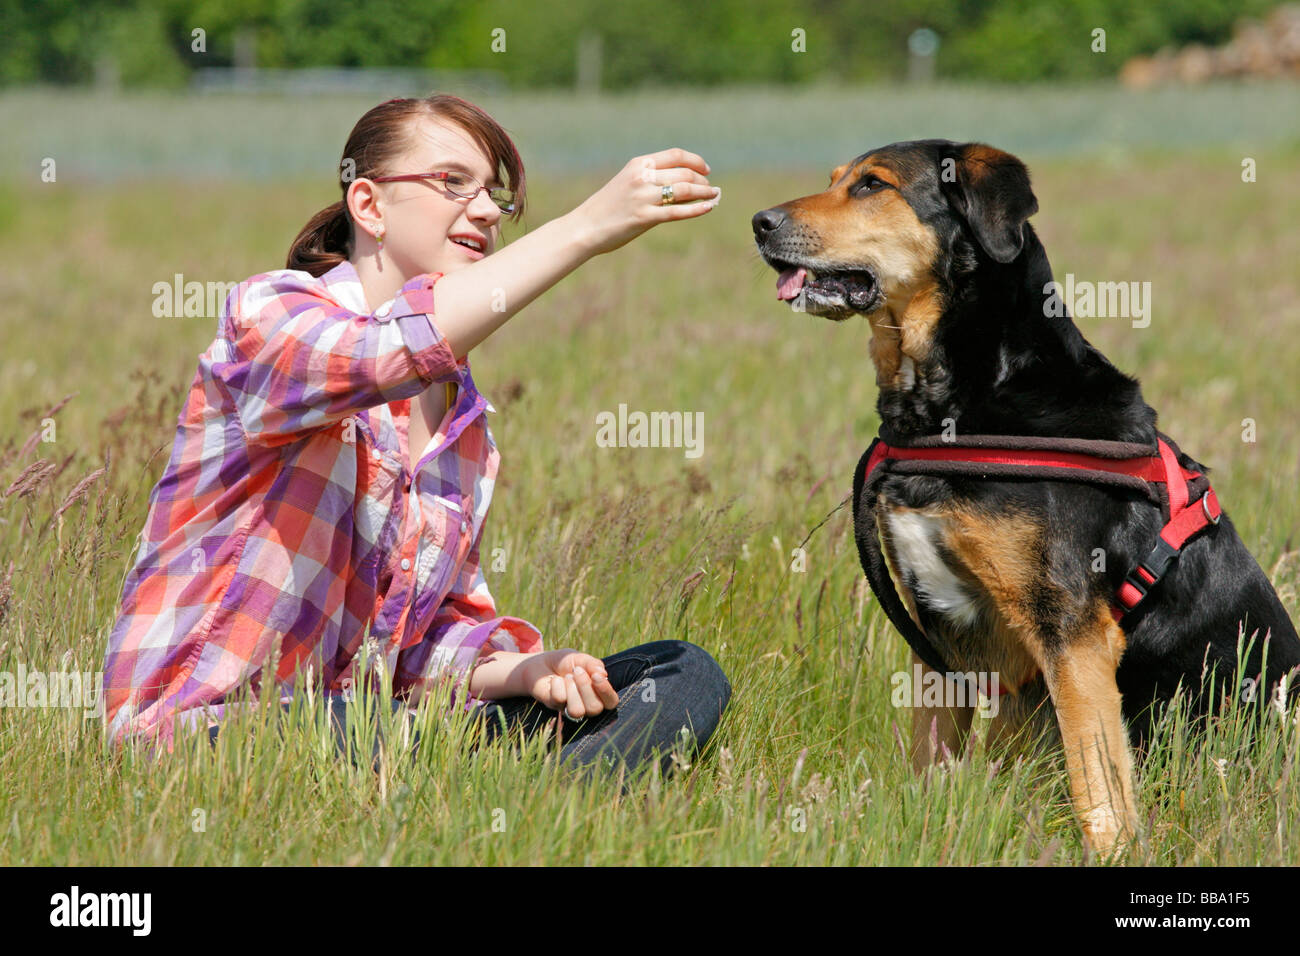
[209,640,731,781]
[470,640,732,780]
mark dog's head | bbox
[752,139,1038,324]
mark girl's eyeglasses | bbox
[370,170,516,214]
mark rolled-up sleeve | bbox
[211,271,460,446]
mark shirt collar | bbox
[319,258,369,315]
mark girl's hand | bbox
[520,649,621,720]
[571,148,719,257]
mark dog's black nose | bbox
[751,208,786,236]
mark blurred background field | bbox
[6,80,1300,179]
[1,1,1299,867]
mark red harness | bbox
[853,430,1223,694]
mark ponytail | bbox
[286,200,351,276]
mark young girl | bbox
[102,94,731,776]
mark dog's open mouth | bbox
[775,265,881,318]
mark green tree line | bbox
[0,0,1278,88]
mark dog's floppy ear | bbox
[939,143,1038,263]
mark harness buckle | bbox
[1138,535,1181,581]
[1202,491,1221,525]
[1119,536,1181,612]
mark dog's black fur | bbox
[754,139,1300,745]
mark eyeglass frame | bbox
[368,170,516,214]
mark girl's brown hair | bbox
[286,94,527,276]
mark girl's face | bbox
[350,115,504,279]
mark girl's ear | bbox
[346,178,383,237]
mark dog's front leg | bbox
[1041,611,1139,857]
[908,651,975,772]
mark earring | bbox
[375,228,384,249]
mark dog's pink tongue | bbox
[776,267,807,301]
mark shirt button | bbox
[461,519,469,534]
[400,558,411,571]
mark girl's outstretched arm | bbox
[431,148,718,359]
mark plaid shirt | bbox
[102,259,542,749]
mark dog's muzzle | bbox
[753,207,883,319]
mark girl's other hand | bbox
[521,648,621,719]
[572,148,719,257]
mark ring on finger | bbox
[660,183,676,205]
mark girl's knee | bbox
[670,641,732,709]
[617,640,731,708]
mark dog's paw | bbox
[1081,805,1139,860]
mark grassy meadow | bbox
[1,86,1299,865]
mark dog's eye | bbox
[856,176,888,195]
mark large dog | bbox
[752,139,1300,856]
